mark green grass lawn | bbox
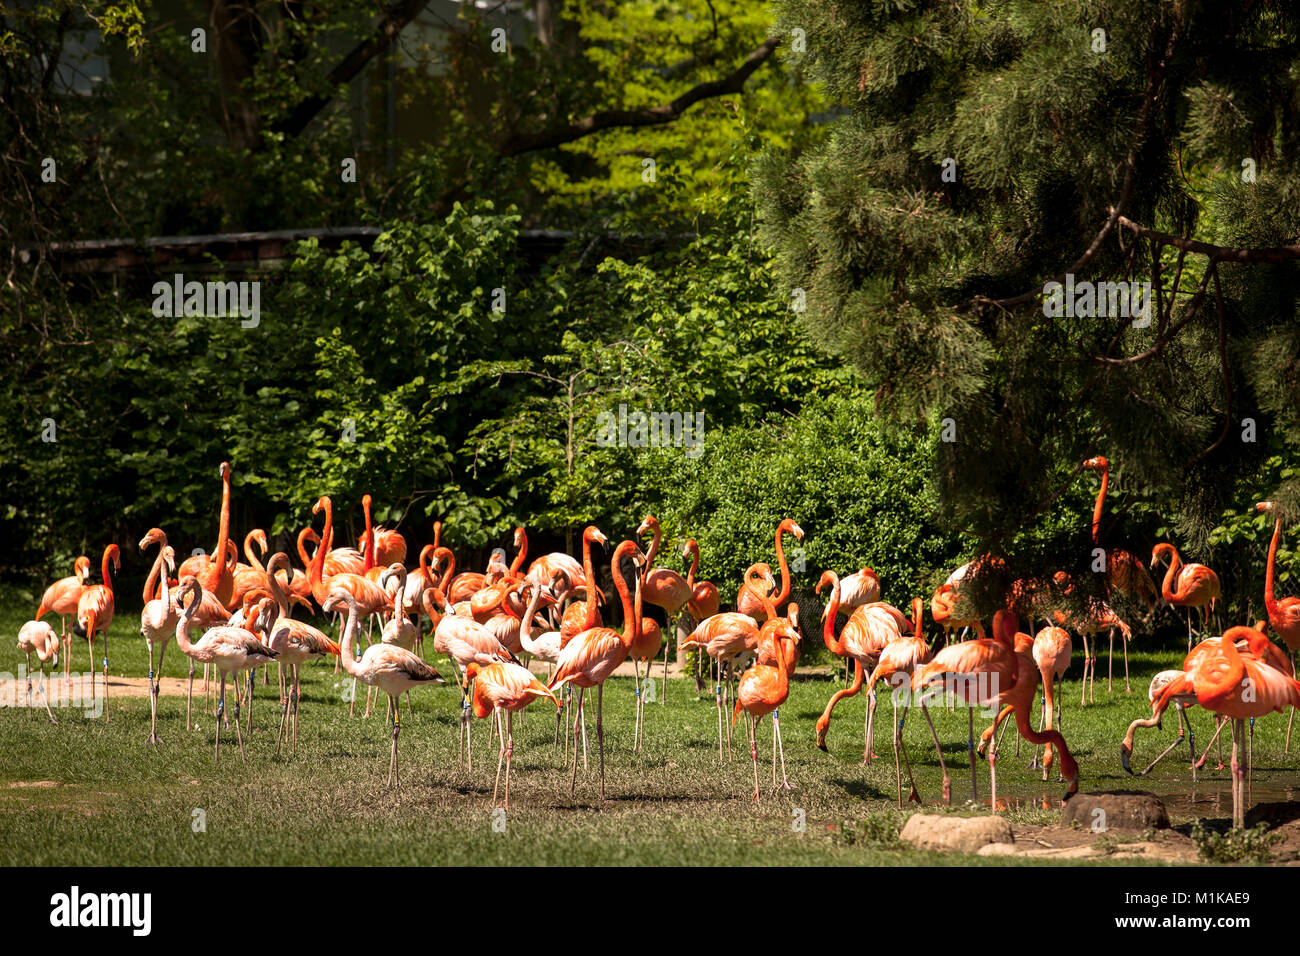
[0,598,1290,866]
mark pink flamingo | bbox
[326,588,444,788]
[548,540,645,801]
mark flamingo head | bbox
[636,515,659,539]
[1256,500,1277,514]
[1082,456,1107,471]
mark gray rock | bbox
[1061,791,1169,831]
[900,813,1014,853]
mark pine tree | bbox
[755,0,1300,581]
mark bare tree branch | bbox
[497,37,780,157]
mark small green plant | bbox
[834,811,902,849]
[1190,821,1282,864]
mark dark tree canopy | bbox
[756,0,1300,564]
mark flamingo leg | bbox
[187,658,195,731]
[389,699,402,789]
[774,707,791,792]
[1138,707,1186,776]
[505,710,514,810]
[493,706,506,804]
[24,651,32,718]
[921,703,951,803]
[715,673,724,762]
[898,700,920,803]
[597,682,607,801]
[292,665,301,755]
[569,687,584,795]
[38,661,57,723]
[1122,630,1130,693]
[1194,716,1228,772]
[1107,629,1114,693]
[660,628,669,706]
[632,659,641,753]
[892,695,902,807]
[749,714,760,802]
[1230,719,1243,829]
[968,707,978,801]
[988,710,998,811]
[863,687,878,765]
[231,674,246,762]
[215,674,225,765]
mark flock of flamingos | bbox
[13,456,1300,827]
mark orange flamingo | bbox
[680,565,773,759]
[682,539,720,620]
[1031,626,1072,779]
[912,608,1018,803]
[929,555,1007,643]
[75,544,120,722]
[548,540,644,801]
[194,462,236,608]
[814,571,909,762]
[1052,571,1131,705]
[1082,456,1159,614]
[637,516,689,704]
[862,598,948,805]
[559,526,608,647]
[731,614,798,802]
[325,588,444,788]
[426,586,518,769]
[1151,625,1300,827]
[629,557,663,752]
[35,554,89,682]
[1151,542,1221,651]
[736,518,803,623]
[464,661,559,808]
[17,621,59,721]
[357,493,407,567]
[1257,500,1300,749]
[823,566,882,683]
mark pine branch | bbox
[961,12,1184,313]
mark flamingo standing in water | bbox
[75,544,120,721]
[35,554,88,682]
[548,540,645,801]
[637,515,690,704]
[1256,501,1300,749]
[17,621,59,721]
[912,609,1018,803]
[326,588,444,788]
[861,598,949,806]
[1150,626,1300,828]
[1120,668,1201,779]
[1151,542,1221,651]
[1030,626,1072,779]
[174,577,277,763]
[464,661,559,808]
